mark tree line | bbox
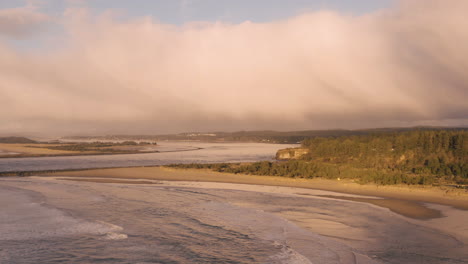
[169,129,467,186]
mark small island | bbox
[0,137,157,158]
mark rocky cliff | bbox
[275,148,309,160]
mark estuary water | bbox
[1,142,467,263]
[0,142,298,172]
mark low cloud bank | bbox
[0,0,467,135]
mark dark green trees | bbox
[170,129,467,186]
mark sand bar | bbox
[40,166,468,219]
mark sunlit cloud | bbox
[0,3,50,38]
[0,0,467,135]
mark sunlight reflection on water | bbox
[0,142,298,172]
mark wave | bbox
[269,241,313,264]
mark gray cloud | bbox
[0,4,50,38]
[0,0,467,136]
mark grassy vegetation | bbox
[168,161,445,186]
[0,167,126,177]
[29,141,155,153]
[0,137,37,143]
[0,140,158,158]
[169,130,468,186]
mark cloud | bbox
[0,3,50,38]
[0,0,467,135]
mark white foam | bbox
[95,220,124,232]
[95,221,128,240]
[269,242,313,264]
[104,232,128,240]
[0,187,125,240]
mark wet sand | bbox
[41,166,468,219]
[0,143,77,157]
[58,178,158,185]
[317,195,442,219]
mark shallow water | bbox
[1,177,467,264]
[0,142,297,172]
[0,150,19,156]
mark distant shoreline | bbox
[0,146,203,159]
[29,166,468,220]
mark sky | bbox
[0,0,467,136]
[0,0,393,25]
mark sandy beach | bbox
[0,143,78,157]
[41,166,468,220]
[0,143,163,158]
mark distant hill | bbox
[63,126,468,144]
[0,137,37,144]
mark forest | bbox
[64,127,457,144]
[169,129,467,186]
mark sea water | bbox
[1,177,467,264]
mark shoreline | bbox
[36,166,468,219]
[0,147,203,159]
